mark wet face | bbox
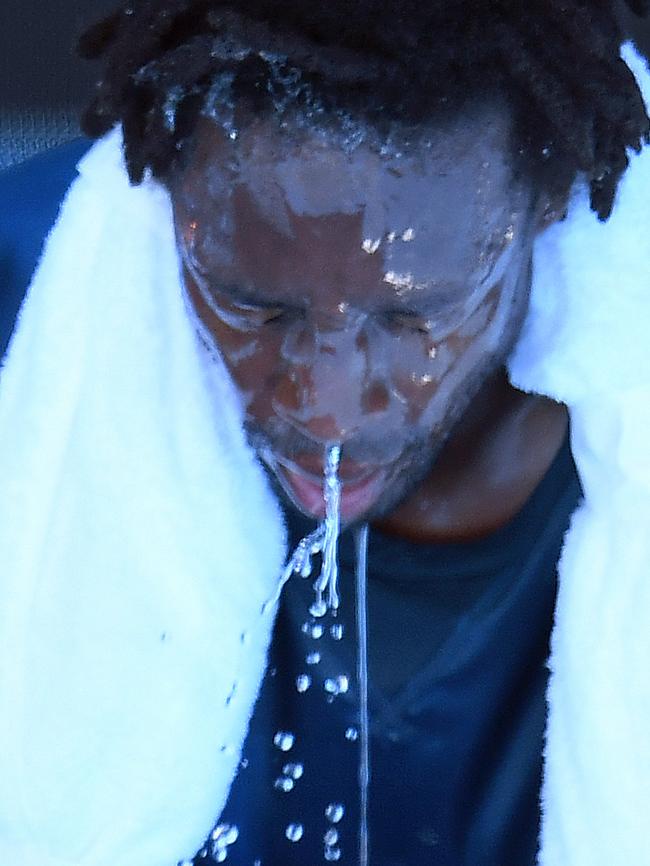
[171,105,540,525]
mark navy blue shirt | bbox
[206,437,581,866]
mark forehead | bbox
[172,103,533,305]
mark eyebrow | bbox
[180,236,511,315]
[181,244,286,307]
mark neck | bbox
[373,369,569,544]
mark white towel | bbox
[0,130,286,866]
[0,40,648,866]
[509,42,650,866]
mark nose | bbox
[271,320,393,444]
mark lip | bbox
[272,456,386,521]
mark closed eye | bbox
[383,310,436,335]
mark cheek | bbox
[215,323,284,410]
[184,272,284,409]
[387,293,503,423]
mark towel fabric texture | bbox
[0,43,649,866]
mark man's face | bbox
[171,105,539,525]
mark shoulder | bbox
[0,138,92,358]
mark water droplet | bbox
[283,762,304,779]
[345,727,359,741]
[212,824,239,846]
[310,599,328,618]
[324,847,342,861]
[418,827,440,847]
[285,823,304,842]
[296,674,312,693]
[239,757,249,769]
[324,675,349,696]
[325,803,345,823]
[311,624,324,639]
[306,651,321,665]
[274,776,295,792]
[330,623,344,640]
[401,227,416,242]
[361,238,381,255]
[210,823,240,860]
[324,828,339,845]
[273,731,295,751]
[224,827,239,845]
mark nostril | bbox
[355,330,369,352]
[361,380,390,414]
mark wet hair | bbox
[79,0,650,219]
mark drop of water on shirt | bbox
[324,828,339,845]
[274,777,295,792]
[325,803,345,823]
[210,824,240,861]
[273,731,295,751]
[296,674,312,692]
[324,675,350,696]
[283,762,304,779]
[306,651,321,665]
[330,623,344,640]
[309,599,328,618]
[212,825,239,845]
[345,727,359,741]
[285,823,304,842]
[310,623,325,639]
[324,847,342,861]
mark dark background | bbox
[1,1,649,170]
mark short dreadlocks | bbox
[80,0,650,220]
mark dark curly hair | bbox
[79,0,650,220]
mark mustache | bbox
[243,418,415,466]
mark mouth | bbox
[269,454,387,522]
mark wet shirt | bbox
[194,436,581,866]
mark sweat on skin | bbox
[171,103,569,539]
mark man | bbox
[0,2,649,865]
